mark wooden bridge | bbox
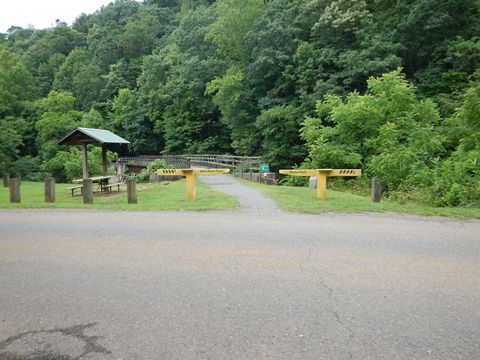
[118,154,263,173]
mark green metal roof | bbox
[58,127,130,145]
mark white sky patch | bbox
[0,0,122,33]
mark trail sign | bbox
[259,163,270,173]
[279,168,361,200]
[156,168,230,201]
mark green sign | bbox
[260,163,270,173]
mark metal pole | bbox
[316,171,327,200]
[186,173,196,201]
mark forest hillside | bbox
[1,0,479,206]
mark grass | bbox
[0,180,238,211]
[239,178,480,219]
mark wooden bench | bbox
[65,185,83,196]
[103,182,122,192]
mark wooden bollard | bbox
[372,178,381,203]
[3,173,9,188]
[83,179,93,204]
[9,178,21,203]
[127,179,137,204]
[45,178,55,203]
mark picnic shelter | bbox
[58,127,130,179]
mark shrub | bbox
[42,146,116,182]
[10,156,44,181]
[136,159,167,182]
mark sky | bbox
[0,0,121,33]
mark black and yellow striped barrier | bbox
[156,169,230,201]
[279,169,361,200]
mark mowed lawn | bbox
[242,179,480,219]
[0,180,238,211]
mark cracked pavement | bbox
[0,208,479,359]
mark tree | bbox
[256,105,306,169]
[36,91,82,162]
[140,5,230,154]
[244,0,312,110]
[0,45,35,117]
[19,24,84,96]
[206,0,264,64]
[109,89,159,154]
[301,69,444,191]
[120,6,173,60]
[43,146,115,182]
[206,67,259,154]
[52,49,106,111]
[0,117,23,175]
[428,81,480,206]
[82,108,105,128]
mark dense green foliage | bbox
[0,0,479,206]
[302,70,479,206]
[137,158,167,181]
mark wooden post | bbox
[186,173,196,201]
[16,173,21,185]
[45,178,55,203]
[372,178,381,203]
[102,144,108,177]
[316,172,327,200]
[83,178,93,204]
[9,178,20,203]
[116,158,122,182]
[81,143,89,179]
[3,173,9,188]
[127,179,137,204]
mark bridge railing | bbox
[118,154,263,172]
[188,155,262,172]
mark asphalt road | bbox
[0,206,479,359]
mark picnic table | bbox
[67,176,118,196]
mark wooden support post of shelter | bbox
[81,143,89,179]
[58,127,130,180]
[102,144,108,176]
[83,179,93,204]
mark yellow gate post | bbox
[156,168,230,201]
[279,169,362,200]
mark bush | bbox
[329,177,371,196]
[42,146,116,182]
[10,156,46,181]
[136,159,167,182]
[428,149,480,207]
[279,162,312,187]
